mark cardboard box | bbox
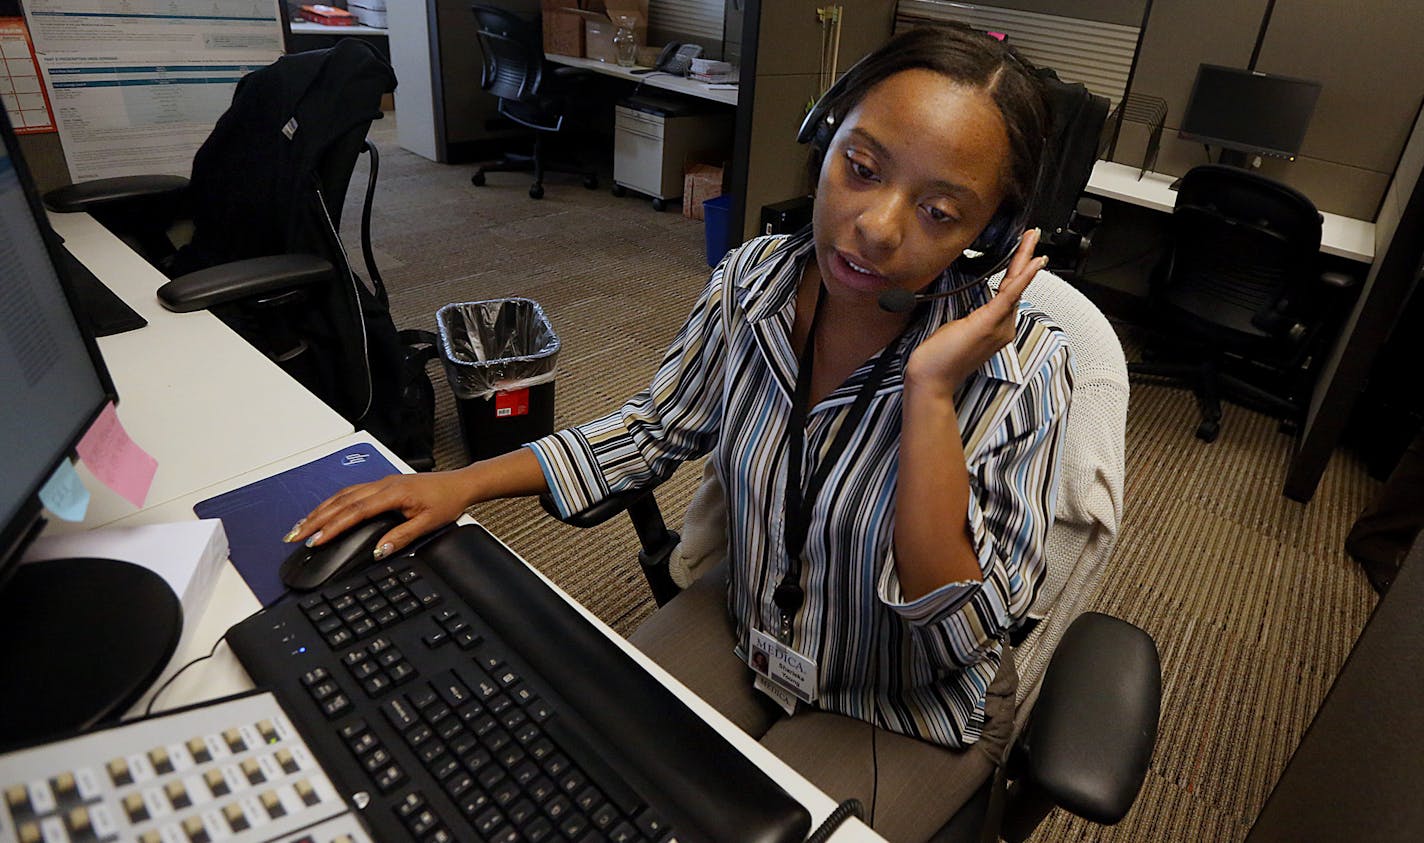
[570,0,647,63]
[683,162,724,220]
[542,0,584,57]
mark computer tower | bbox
[760,196,813,235]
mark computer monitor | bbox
[1179,64,1322,164]
[0,113,112,586]
[0,106,181,749]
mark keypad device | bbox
[0,692,373,843]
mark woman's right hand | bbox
[283,469,481,560]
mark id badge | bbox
[749,627,819,703]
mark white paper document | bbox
[22,0,284,182]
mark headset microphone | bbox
[876,238,1023,313]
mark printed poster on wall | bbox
[0,17,55,134]
[21,0,284,182]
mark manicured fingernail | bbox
[282,528,299,543]
[304,531,323,547]
[373,543,393,560]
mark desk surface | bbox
[45,211,353,533]
[49,214,876,839]
[546,53,738,107]
[290,21,389,37]
[1086,161,1376,264]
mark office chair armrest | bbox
[43,175,190,213]
[1073,196,1104,225]
[157,254,334,313]
[539,489,683,606]
[1019,612,1161,824]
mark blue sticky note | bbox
[39,458,91,522]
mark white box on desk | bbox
[22,519,229,660]
[348,1,388,27]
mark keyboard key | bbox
[405,724,434,749]
[395,791,425,819]
[349,616,377,637]
[182,814,209,843]
[389,661,418,684]
[522,816,555,842]
[122,792,148,823]
[331,594,357,612]
[544,794,573,821]
[423,630,449,648]
[377,649,403,668]
[374,764,406,793]
[455,628,483,649]
[316,616,343,635]
[294,778,321,806]
[398,568,419,583]
[304,602,333,622]
[362,747,392,772]
[165,780,192,809]
[493,778,521,807]
[574,784,603,813]
[363,674,392,696]
[64,805,92,836]
[559,811,591,838]
[204,768,229,797]
[321,693,352,719]
[434,672,471,707]
[256,717,278,743]
[148,747,174,774]
[459,791,492,818]
[608,820,640,842]
[187,736,213,763]
[528,776,558,804]
[634,807,671,839]
[407,807,439,836]
[368,636,394,654]
[429,755,460,782]
[276,748,300,774]
[241,757,266,784]
[348,731,378,756]
[325,628,354,648]
[375,607,401,627]
[473,806,506,835]
[260,789,286,819]
[381,697,419,730]
[396,598,422,617]
[106,758,132,787]
[223,802,250,832]
[355,585,379,602]
[443,772,475,800]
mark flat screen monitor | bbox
[0,106,113,585]
[1179,64,1322,160]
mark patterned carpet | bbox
[346,116,1380,841]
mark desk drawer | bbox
[616,105,665,140]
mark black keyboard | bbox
[229,525,811,843]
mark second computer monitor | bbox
[1179,64,1322,163]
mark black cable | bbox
[805,798,864,843]
[142,590,290,717]
[144,632,229,717]
[869,721,880,828]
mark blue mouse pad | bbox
[194,445,400,605]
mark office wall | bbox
[978,0,1144,27]
[1112,0,1424,220]
[737,0,896,241]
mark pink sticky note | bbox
[76,401,159,509]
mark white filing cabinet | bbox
[614,96,732,210]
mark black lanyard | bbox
[774,284,911,642]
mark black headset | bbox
[796,48,1048,281]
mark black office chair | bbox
[1030,69,1110,282]
[1129,164,1355,442]
[469,4,599,200]
[42,40,438,470]
[538,272,1161,842]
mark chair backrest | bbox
[1030,70,1111,234]
[1011,272,1128,715]
[171,40,405,437]
[1161,164,1323,317]
[472,4,544,103]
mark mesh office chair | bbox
[540,271,1160,841]
[1129,164,1354,442]
[43,40,439,469]
[469,4,599,200]
[1031,69,1111,282]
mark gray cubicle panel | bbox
[1286,103,1424,501]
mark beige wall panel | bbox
[741,73,821,240]
[1255,2,1424,176]
[755,0,896,79]
[978,0,1146,27]
[16,133,71,194]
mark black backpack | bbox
[171,40,437,469]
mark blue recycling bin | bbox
[703,194,733,266]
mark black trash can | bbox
[437,299,559,462]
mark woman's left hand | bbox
[904,228,1048,396]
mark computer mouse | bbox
[278,511,407,592]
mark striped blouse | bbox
[530,230,1073,748]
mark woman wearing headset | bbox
[289,27,1069,841]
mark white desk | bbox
[45,211,354,533]
[546,53,738,107]
[290,21,388,37]
[1086,160,1377,264]
[50,215,877,840]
